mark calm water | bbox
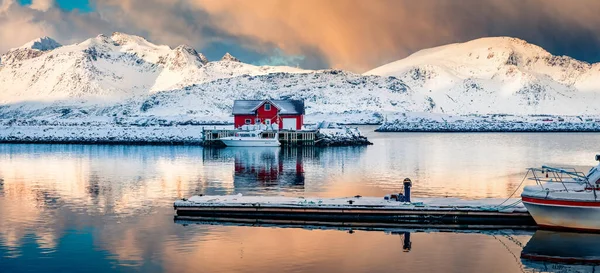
[1,128,600,272]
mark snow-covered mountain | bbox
[365,37,600,115]
[0,34,598,125]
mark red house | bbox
[232,99,305,130]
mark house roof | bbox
[233,99,305,115]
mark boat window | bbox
[245,119,251,124]
[587,167,597,178]
[252,134,256,137]
[265,103,271,111]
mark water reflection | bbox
[203,147,313,192]
[521,230,600,272]
[232,147,306,189]
[169,221,532,273]
[1,132,600,272]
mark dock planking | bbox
[174,195,536,228]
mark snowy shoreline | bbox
[376,113,600,132]
[0,125,205,145]
[0,125,374,146]
[2,116,599,146]
[376,121,600,132]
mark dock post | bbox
[403,232,411,252]
[403,178,412,203]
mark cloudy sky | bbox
[1,0,600,72]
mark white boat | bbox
[521,155,600,232]
[220,131,280,147]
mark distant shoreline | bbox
[374,129,600,133]
[375,121,600,133]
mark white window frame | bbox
[245,119,251,124]
[255,118,261,124]
[264,103,271,111]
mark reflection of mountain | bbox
[521,230,600,272]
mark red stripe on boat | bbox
[537,224,600,233]
[521,253,600,264]
[522,196,600,207]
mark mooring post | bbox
[403,178,412,203]
[403,232,412,252]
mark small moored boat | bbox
[521,155,600,232]
[220,131,280,147]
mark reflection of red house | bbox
[232,99,305,130]
[234,157,281,183]
[233,148,305,185]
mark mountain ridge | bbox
[0,33,598,125]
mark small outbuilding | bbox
[232,99,305,130]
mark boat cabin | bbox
[232,99,305,130]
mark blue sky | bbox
[18,0,92,12]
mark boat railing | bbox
[526,166,594,193]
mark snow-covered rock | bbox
[198,53,209,65]
[221,52,240,62]
[316,127,372,146]
[0,36,62,66]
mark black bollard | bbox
[403,232,412,252]
[403,178,412,203]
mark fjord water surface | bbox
[1,127,599,272]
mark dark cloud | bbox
[2,0,600,71]
[437,0,600,63]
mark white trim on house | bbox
[250,99,282,112]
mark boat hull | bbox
[522,197,600,232]
[220,139,280,147]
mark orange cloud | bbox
[191,0,600,71]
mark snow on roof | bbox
[233,99,304,115]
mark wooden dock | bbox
[174,195,536,229]
[202,129,317,146]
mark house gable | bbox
[251,99,281,113]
